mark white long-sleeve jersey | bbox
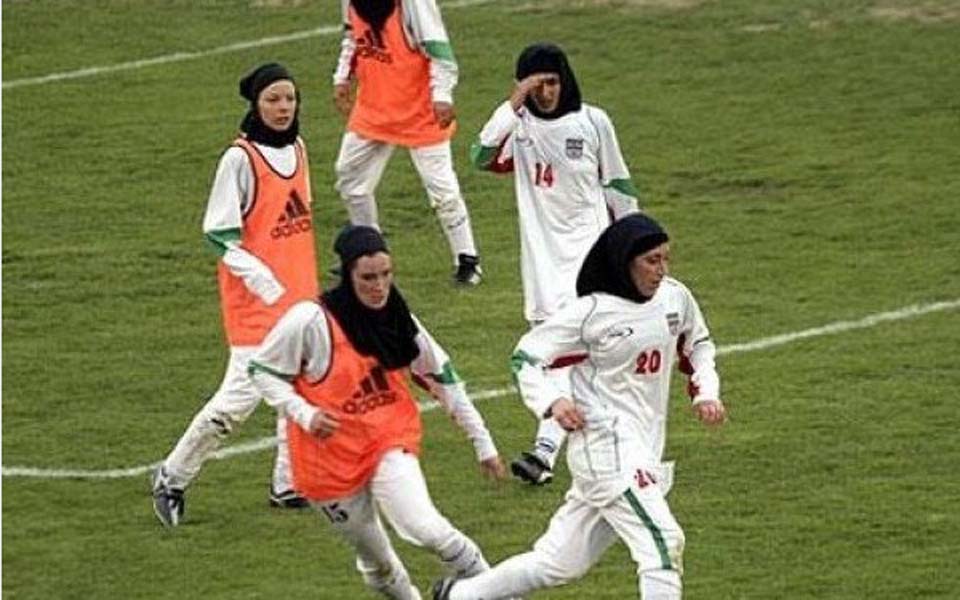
[202,142,301,306]
[511,277,718,504]
[474,101,639,322]
[333,0,458,104]
[249,301,499,462]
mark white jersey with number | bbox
[476,101,639,322]
[512,277,719,505]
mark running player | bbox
[434,214,726,600]
[250,225,506,599]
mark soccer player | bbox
[250,225,507,599]
[471,43,640,485]
[433,214,726,600]
[151,63,319,527]
[332,0,482,285]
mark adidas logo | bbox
[271,190,312,239]
[341,366,398,415]
[355,29,393,64]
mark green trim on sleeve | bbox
[247,360,296,382]
[470,142,498,169]
[427,361,462,385]
[423,40,456,63]
[604,178,638,198]
[509,349,540,384]
[204,228,242,257]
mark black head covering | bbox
[515,43,582,120]
[575,214,670,303]
[238,62,300,148]
[351,0,396,34]
[321,226,420,370]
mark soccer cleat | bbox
[510,451,554,486]
[268,488,310,509]
[431,577,457,600]
[151,467,185,528]
[454,254,482,286]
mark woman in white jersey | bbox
[433,214,726,600]
[471,43,640,485]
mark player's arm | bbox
[203,147,286,305]
[248,302,339,437]
[676,284,725,425]
[511,297,593,425]
[409,315,505,479]
[332,0,356,117]
[590,107,640,219]
[403,0,457,126]
[470,102,518,172]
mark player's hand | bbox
[479,456,507,481]
[433,102,456,128]
[333,83,353,118]
[693,400,726,426]
[510,73,551,111]
[308,409,340,438]
[551,398,585,432]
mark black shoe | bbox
[510,451,554,486]
[454,254,482,286]
[269,488,310,509]
[151,467,186,528]
[432,577,457,600]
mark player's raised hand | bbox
[551,398,586,432]
[693,400,726,426]
[479,456,508,481]
[510,73,551,111]
[308,409,341,438]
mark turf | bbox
[3,0,960,598]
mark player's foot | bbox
[268,488,310,509]
[151,466,185,528]
[454,254,482,286]
[510,451,553,486]
[432,577,457,600]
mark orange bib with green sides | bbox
[218,137,318,346]
[347,2,455,147]
[288,311,422,500]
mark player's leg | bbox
[604,475,685,599]
[315,489,421,600]
[335,131,394,229]
[439,491,617,599]
[373,449,488,577]
[407,141,481,284]
[153,346,262,526]
[511,367,570,485]
[268,415,308,508]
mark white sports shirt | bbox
[475,101,639,322]
[249,301,500,462]
[512,277,719,505]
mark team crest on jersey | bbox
[565,138,584,159]
[666,312,681,336]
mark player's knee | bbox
[540,549,591,584]
[392,513,451,549]
[196,406,234,439]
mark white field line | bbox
[1,0,497,90]
[3,298,958,480]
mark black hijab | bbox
[352,0,396,34]
[515,43,582,120]
[576,214,670,303]
[321,226,420,370]
[238,62,300,148]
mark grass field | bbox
[3,0,960,598]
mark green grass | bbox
[4,0,960,598]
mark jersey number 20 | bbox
[635,349,662,375]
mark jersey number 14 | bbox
[534,162,555,187]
